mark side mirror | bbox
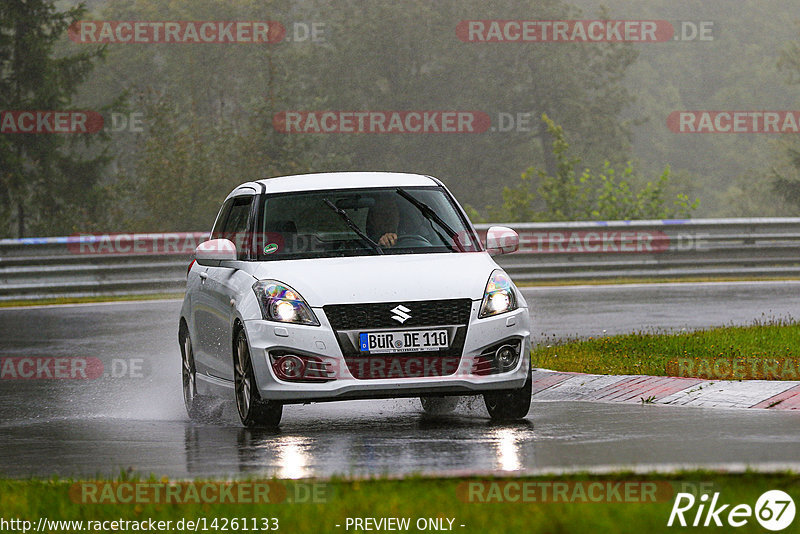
[485,226,519,255]
[195,239,237,265]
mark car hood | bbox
[249,252,500,306]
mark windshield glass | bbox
[256,186,480,260]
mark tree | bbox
[482,115,699,222]
[284,0,641,209]
[80,0,338,232]
[773,28,800,210]
[0,0,115,237]
[114,90,323,232]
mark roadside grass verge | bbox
[0,472,797,533]
[532,318,800,379]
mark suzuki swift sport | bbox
[179,172,532,427]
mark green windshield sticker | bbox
[264,243,279,254]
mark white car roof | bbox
[228,172,440,198]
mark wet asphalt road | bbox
[0,281,799,478]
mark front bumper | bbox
[243,301,531,403]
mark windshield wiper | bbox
[395,188,465,252]
[322,199,384,255]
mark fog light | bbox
[276,355,305,379]
[495,345,517,371]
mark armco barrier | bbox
[0,219,799,301]
[485,218,800,281]
[0,233,207,301]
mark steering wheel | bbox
[394,234,431,247]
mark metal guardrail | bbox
[0,233,207,301]
[1,219,799,301]
[486,218,800,282]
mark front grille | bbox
[324,299,472,330]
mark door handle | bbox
[199,272,208,280]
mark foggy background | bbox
[2,0,799,237]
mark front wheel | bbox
[483,366,532,421]
[234,329,282,428]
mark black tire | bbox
[420,396,460,414]
[181,331,223,422]
[483,366,532,421]
[234,329,283,428]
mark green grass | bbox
[0,472,797,533]
[533,318,800,379]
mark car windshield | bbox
[256,186,480,260]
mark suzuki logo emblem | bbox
[390,305,411,324]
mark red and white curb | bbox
[531,369,800,410]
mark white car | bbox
[179,172,532,427]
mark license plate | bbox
[359,329,449,353]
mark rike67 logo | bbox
[668,490,795,530]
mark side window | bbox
[210,199,234,240]
[221,196,254,259]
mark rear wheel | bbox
[181,331,222,422]
[483,365,532,421]
[234,329,282,428]
[419,396,460,414]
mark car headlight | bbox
[478,269,518,318]
[252,280,320,326]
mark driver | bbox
[365,195,400,247]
